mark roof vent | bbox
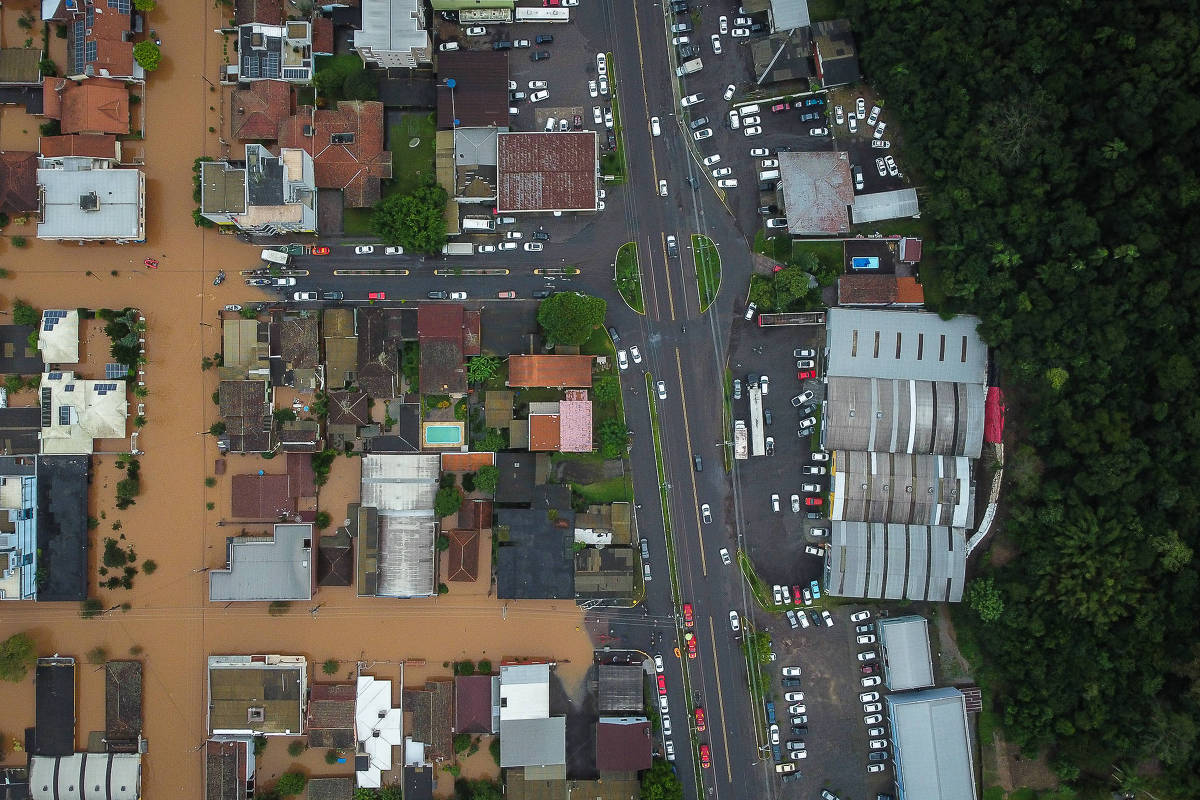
[248,707,265,723]
[302,125,314,137]
[79,191,100,212]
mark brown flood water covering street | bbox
[0,2,594,794]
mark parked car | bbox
[802,466,827,475]
[809,127,829,136]
[631,345,642,363]
[693,128,713,141]
[724,83,736,101]
[681,92,704,107]
[860,691,881,703]
[523,242,543,252]
[858,651,878,662]
[791,391,814,406]
[368,291,386,300]
[804,545,823,556]
[743,125,763,136]
[771,494,780,513]
[354,245,374,254]
[874,121,888,139]
[717,178,738,187]
[811,451,830,462]
[790,494,800,513]
[427,290,449,299]
[701,504,712,524]
[690,115,711,131]
[530,90,549,102]
[857,634,877,645]
[863,703,883,713]
[744,301,757,320]
[720,547,731,565]
[465,26,487,36]
[856,97,866,118]
[850,610,872,622]
[657,380,667,400]
[732,378,742,399]
[292,291,318,301]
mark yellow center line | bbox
[676,348,706,575]
[707,614,734,785]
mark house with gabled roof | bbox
[277,101,393,208]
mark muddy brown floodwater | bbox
[0,3,593,795]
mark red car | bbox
[792,585,803,604]
[699,744,711,769]
[682,603,694,628]
[694,707,706,732]
[657,675,668,696]
[798,370,816,380]
[771,102,791,113]
[862,664,877,675]
[685,632,697,659]
[369,291,386,300]
[311,246,330,255]
[805,497,823,506]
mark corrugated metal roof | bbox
[851,188,920,224]
[210,523,313,601]
[831,451,974,527]
[823,522,967,602]
[355,0,428,57]
[825,309,987,385]
[879,615,934,690]
[37,167,143,240]
[824,377,984,458]
[887,688,977,800]
[498,717,566,767]
[768,0,810,31]
[778,151,853,234]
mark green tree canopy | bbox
[11,299,38,327]
[536,292,606,346]
[596,418,627,459]
[639,759,682,800]
[132,41,161,71]
[965,576,1004,622]
[466,355,501,383]
[0,633,36,682]
[372,186,448,254]
[592,374,620,406]
[275,774,306,797]
[474,465,499,495]
[434,486,462,518]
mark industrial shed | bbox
[825,309,987,385]
[850,187,920,224]
[830,450,975,528]
[887,688,978,800]
[823,377,984,458]
[823,521,967,602]
[878,615,935,691]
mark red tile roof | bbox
[287,452,316,497]
[312,17,334,55]
[236,0,285,26]
[446,529,480,581]
[454,675,494,734]
[899,237,923,262]
[507,355,594,388]
[38,134,118,160]
[229,80,293,141]
[81,0,135,77]
[497,132,598,212]
[231,473,296,519]
[0,151,39,215]
[43,77,129,135]
[441,452,495,472]
[528,414,561,452]
[837,275,925,306]
[418,303,464,340]
[276,101,392,208]
[596,718,652,771]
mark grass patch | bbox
[691,235,721,312]
[791,239,843,266]
[599,53,627,183]
[572,475,632,504]
[614,242,644,313]
[737,549,789,612]
[982,789,1006,800]
[806,0,846,22]
[342,207,374,236]
[386,113,436,196]
[977,707,999,744]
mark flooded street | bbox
[0,2,594,795]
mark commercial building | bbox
[852,188,920,224]
[886,688,978,800]
[0,455,89,602]
[357,454,440,598]
[435,51,511,130]
[824,309,988,385]
[28,754,142,800]
[811,19,861,87]
[778,151,854,235]
[824,377,984,458]
[233,22,314,83]
[37,162,145,242]
[823,522,967,602]
[207,655,308,737]
[878,615,935,691]
[596,717,652,773]
[355,0,430,68]
[209,523,315,602]
[499,663,567,779]
[496,132,598,213]
[830,450,975,527]
[39,370,128,454]
[200,144,317,234]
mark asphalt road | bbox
[243,3,785,797]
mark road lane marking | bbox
[707,614,735,785]
[659,232,676,321]
[676,348,707,575]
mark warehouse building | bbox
[824,376,984,458]
[886,688,977,800]
[823,522,967,602]
[830,450,974,528]
[877,615,935,691]
[825,308,987,385]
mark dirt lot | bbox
[0,3,593,795]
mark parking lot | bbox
[760,604,897,798]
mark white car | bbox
[863,702,882,713]
[498,242,518,251]
[885,155,899,176]
[588,80,598,98]
[874,121,887,139]
[593,106,603,124]
[292,291,318,301]
[868,764,887,773]
[478,245,496,253]
[465,26,487,36]
[766,218,789,229]
[720,547,731,566]
[743,125,762,136]
[761,158,778,168]
[514,39,530,48]
[782,666,802,677]
[665,740,675,761]
[599,76,609,95]
[596,52,607,76]
[681,93,704,107]
[728,110,740,129]
[655,654,665,673]
[859,691,880,703]
[701,503,712,524]
[711,167,732,178]
[723,84,736,101]
[702,154,722,166]
[870,739,889,750]
[656,380,667,400]
[544,117,557,132]
[790,494,800,513]
[673,35,690,45]
[742,115,760,126]
[848,115,857,134]
[731,27,749,37]
[729,611,740,632]
[604,109,614,128]
[821,609,833,627]
[354,246,374,254]
[771,494,780,512]
[856,96,866,118]
[772,584,784,604]
[868,726,886,737]
[528,80,547,90]
[717,178,737,188]
[857,634,877,645]
[872,139,893,149]
[505,231,523,240]
[711,34,722,54]
[811,451,831,463]
[719,15,729,33]
[734,16,752,26]
[867,105,881,126]
[809,127,829,136]
[524,242,543,252]
[384,246,403,255]
[850,610,872,622]
[790,750,808,761]
[769,723,780,744]
[661,711,671,731]
[658,179,668,196]
[563,0,578,5]
[530,90,549,102]
[788,704,806,715]
[617,350,629,370]
[876,157,887,177]
[858,651,877,662]
[865,713,883,725]
[784,692,804,702]
[750,147,769,157]
[834,105,844,124]
[651,116,661,136]
[630,345,642,363]
[798,612,810,629]
[693,128,713,141]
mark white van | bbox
[651,116,662,136]
[738,104,761,117]
[261,249,291,265]
[758,169,780,181]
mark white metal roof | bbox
[823,522,967,602]
[498,717,566,767]
[499,663,550,720]
[209,523,314,602]
[825,309,987,385]
[769,0,810,31]
[355,675,403,788]
[29,753,142,800]
[37,167,143,241]
[355,0,428,58]
[851,187,920,224]
[879,615,935,690]
[887,688,977,800]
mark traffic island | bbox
[691,235,720,312]
[614,242,645,313]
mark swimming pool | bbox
[424,424,464,445]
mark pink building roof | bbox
[558,400,593,452]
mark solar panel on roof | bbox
[105,363,126,379]
[47,372,62,380]
[266,52,281,78]
[58,406,71,426]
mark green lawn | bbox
[572,475,632,504]
[791,239,843,267]
[386,112,436,197]
[342,207,374,236]
[806,0,846,22]
[614,242,644,313]
[691,235,721,312]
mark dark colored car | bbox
[799,111,821,122]
[322,291,343,301]
[791,726,808,736]
[492,40,513,50]
[608,326,621,345]
[670,0,690,12]
[427,290,449,299]
[573,114,583,130]
[533,230,551,241]
[782,678,801,688]
[750,22,766,32]
[678,44,699,59]
[862,664,877,675]
[530,50,550,61]
[689,116,710,130]
[532,289,551,299]
[535,34,554,44]
[764,408,773,425]
[694,455,703,471]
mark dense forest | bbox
[843,0,1200,793]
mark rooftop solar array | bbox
[105,363,128,379]
[94,383,121,395]
[42,310,70,332]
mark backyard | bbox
[343,111,437,236]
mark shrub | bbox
[322,659,339,675]
[287,741,305,757]
[476,659,492,674]
[132,41,161,71]
[276,774,306,797]
[0,633,37,682]
[325,749,341,765]
[86,646,108,664]
[434,487,462,518]
[142,560,157,575]
[315,511,332,530]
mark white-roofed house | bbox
[28,753,142,800]
[36,163,145,242]
[498,662,566,779]
[355,675,403,788]
[39,370,127,454]
[355,0,430,68]
[37,310,79,365]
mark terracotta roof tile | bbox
[79,1,135,77]
[528,414,561,451]
[229,80,293,141]
[44,78,129,135]
[497,132,598,212]
[0,151,39,215]
[440,452,495,472]
[277,101,392,208]
[446,529,480,581]
[507,355,594,388]
[38,134,118,159]
[312,17,334,55]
